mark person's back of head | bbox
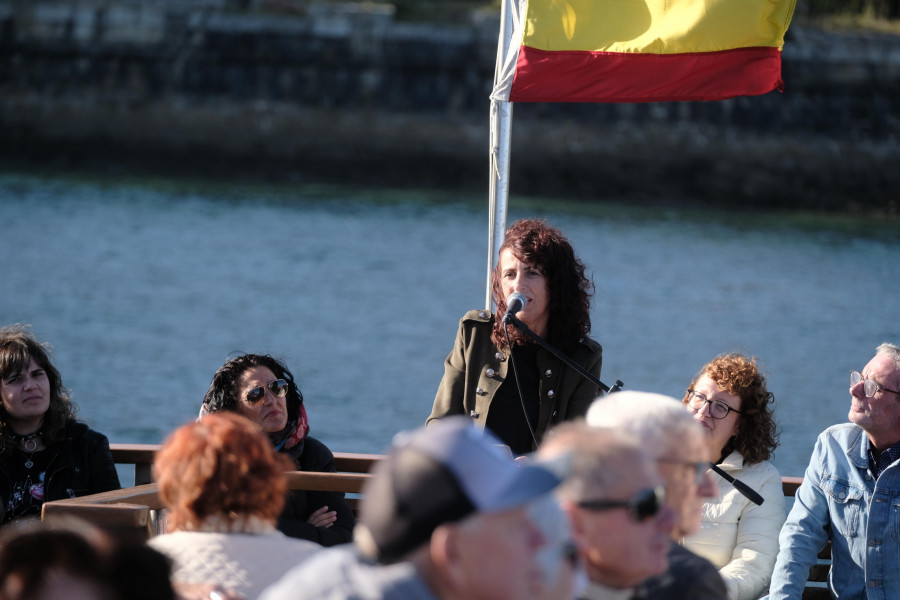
[154,412,293,532]
[355,416,564,600]
[0,520,109,600]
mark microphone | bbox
[709,463,764,506]
[502,292,527,323]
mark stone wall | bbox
[2,1,899,212]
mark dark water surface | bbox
[1,172,898,480]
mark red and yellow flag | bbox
[493,0,797,103]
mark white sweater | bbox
[149,519,321,599]
[683,451,787,600]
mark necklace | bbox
[12,431,43,468]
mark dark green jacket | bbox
[428,309,603,450]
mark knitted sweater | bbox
[149,519,321,599]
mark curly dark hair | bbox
[683,353,779,464]
[201,353,303,423]
[490,219,594,350]
[0,324,77,451]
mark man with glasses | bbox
[586,391,726,599]
[767,342,900,599]
[538,422,676,599]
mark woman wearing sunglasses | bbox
[200,353,354,546]
[681,354,785,600]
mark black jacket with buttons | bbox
[0,420,121,524]
[428,309,603,450]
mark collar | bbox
[190,514,276,534]
[866,437,900,479]
[581,581,636,600]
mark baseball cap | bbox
[355,416,564,564]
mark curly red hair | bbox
[154,413,292,531]
[683,353,779,464]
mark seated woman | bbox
[0,324,120,527]
[681,353,786,600]
[200,354,354,546]
[427,219,603,454]
[149,413,320,600]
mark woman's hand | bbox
[307,505,337,528]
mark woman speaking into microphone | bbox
[427,219,603,454]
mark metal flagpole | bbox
[486,0,516,311]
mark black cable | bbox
[503,326,540,451]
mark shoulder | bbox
[63,421,109,445]
[575,335,602,355]
[820,422,863,445]
[259,546,370,600]
[739,455,782,479]
[668,545,727,589]
[302,436,334,457]
[294,436,337,471]
[460,309,494,327]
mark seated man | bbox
[260,416,566,600]
[539,422,676,599]
[587,390,726,600]
[768,342,900,599]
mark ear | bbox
[429,524,466,590]
[560,500,586,544]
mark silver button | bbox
[469,410,480,418]
[486,368,496,378]
[479,311,488,319]
[544,369,553,377]
[495,352,505,361]
[547,390,555,398]
[476,387,486,396]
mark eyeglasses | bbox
[561,540,580,569]
[577,486,665,523]
[244,379,289,405]
[658,458,709,485]
[850,371,900,398]
[687,390,744,419]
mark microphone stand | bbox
[504,316,764,505]
[709,463,764,506]
[503,314,623,396]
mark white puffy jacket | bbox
[683,451,787,600]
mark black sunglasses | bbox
[577,486,665,523]
[244,379,289,405]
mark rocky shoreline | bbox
[2,1,899,214]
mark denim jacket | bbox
[768,423,900,599]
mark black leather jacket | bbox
[278,436,355,546]
[0,420,121,523]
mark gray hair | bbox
[539,422,650,502]
[585,390,702,458]
[877,342,900,369]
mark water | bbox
[1,171,898,479]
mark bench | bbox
[42,446,380,542]
[46,446,832,597]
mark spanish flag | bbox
[492,0,797,103]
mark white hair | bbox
[585,390,702,457]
